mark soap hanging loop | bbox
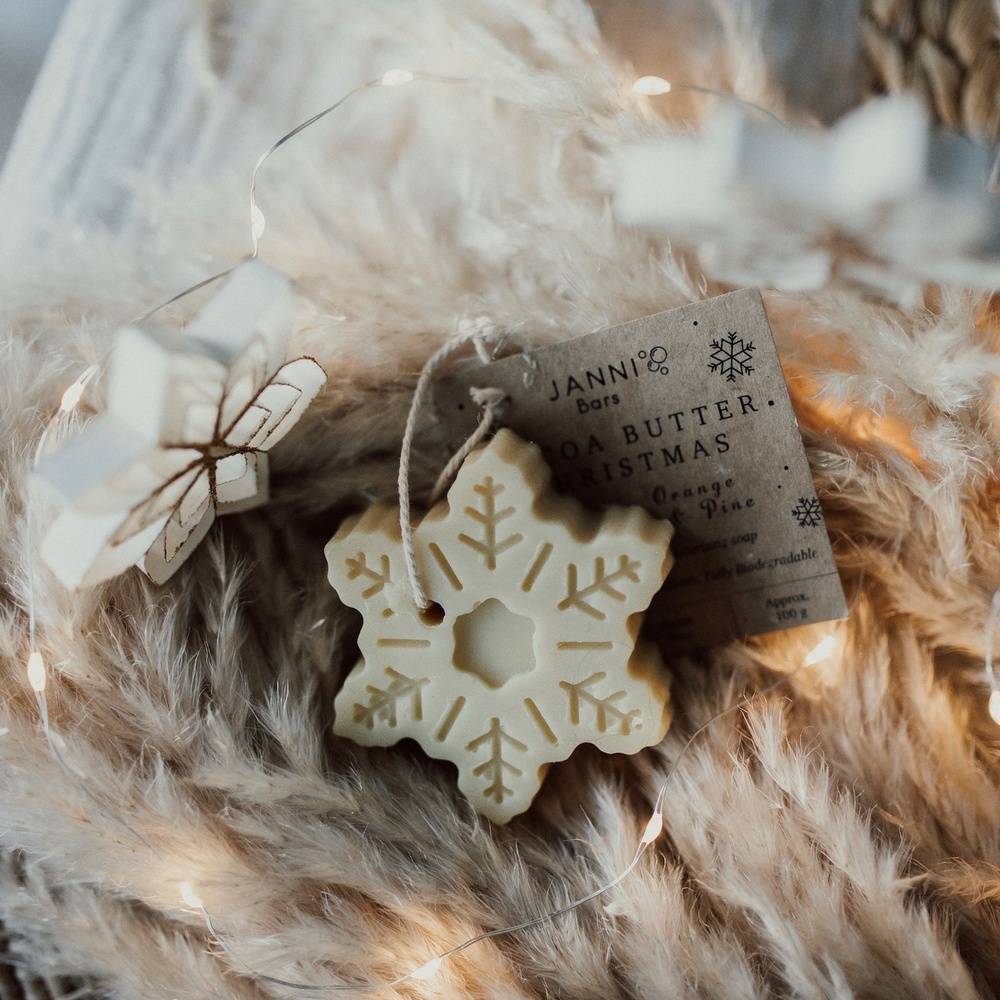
[428,386,507,507]
[397,322,532,611]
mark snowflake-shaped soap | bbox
[326,430,673,823]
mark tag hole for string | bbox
[419,602,446,626]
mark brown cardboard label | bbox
[435,290,847,652]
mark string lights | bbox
[142,68,465,325]
[179,881,204,910]
[18,63,995,996]
[26,363,99,732]
[178,635,837,994]
[632,75,672,96]
[25,651,45,694]
[380,68,415,87]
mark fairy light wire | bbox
[31,66,805,992]
[19,67,861,993]
[631,75,787,128]
[138,70,467,324]
[186,644,829,994]
[26,366,101,735]
[22,361,156,852]
[248,79,378,256]
[134,67,775,327]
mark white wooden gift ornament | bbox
[35,261,326,588]
[615,96,1000,295]
[326,430,674,823]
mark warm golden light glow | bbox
[633,75,672,96]
[804,634,838,667]
[784,366,923,467]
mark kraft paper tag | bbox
[435,289,847,652]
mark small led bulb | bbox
[381,68,415,87]
[640,808,663,846]
[410,957,443,980]
[179,881,203,909]
[59,365,98,413]
[633,75,672,96]
[27,651,46,693]
[988,690,1000,726]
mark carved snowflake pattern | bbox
[325,430,674,823]
[708,330,755,382]
[791,496,824,527]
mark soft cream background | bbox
[0,2,997,997]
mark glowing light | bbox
[250,204,267,248]
[633,75,672,96]
[59,365,98,413]
[381,68,414,87]
[804,634,838,667]
[179,881,203,909]
[27,651,46,693]
[790,371,922,468]
[639,807,663,846]
[989,690,1000,726]
[410,957,443,981]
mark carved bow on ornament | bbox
[35,261,326,588]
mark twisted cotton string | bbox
[397,328,506,610]
[428,387,507,505]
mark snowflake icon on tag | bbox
[326,430,673,823]
[708,331,755,382]
[791,496,824,527]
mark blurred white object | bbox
[35,261,327,588]
[632,75,672,96]
[0,0,68,162]
[616,96,1000,296]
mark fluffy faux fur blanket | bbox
[1,1,998,997]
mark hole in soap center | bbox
[452,599,535,689]
[420,601,445,626]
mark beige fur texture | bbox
[0,1,998,997]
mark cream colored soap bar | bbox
[325,430,673,823]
